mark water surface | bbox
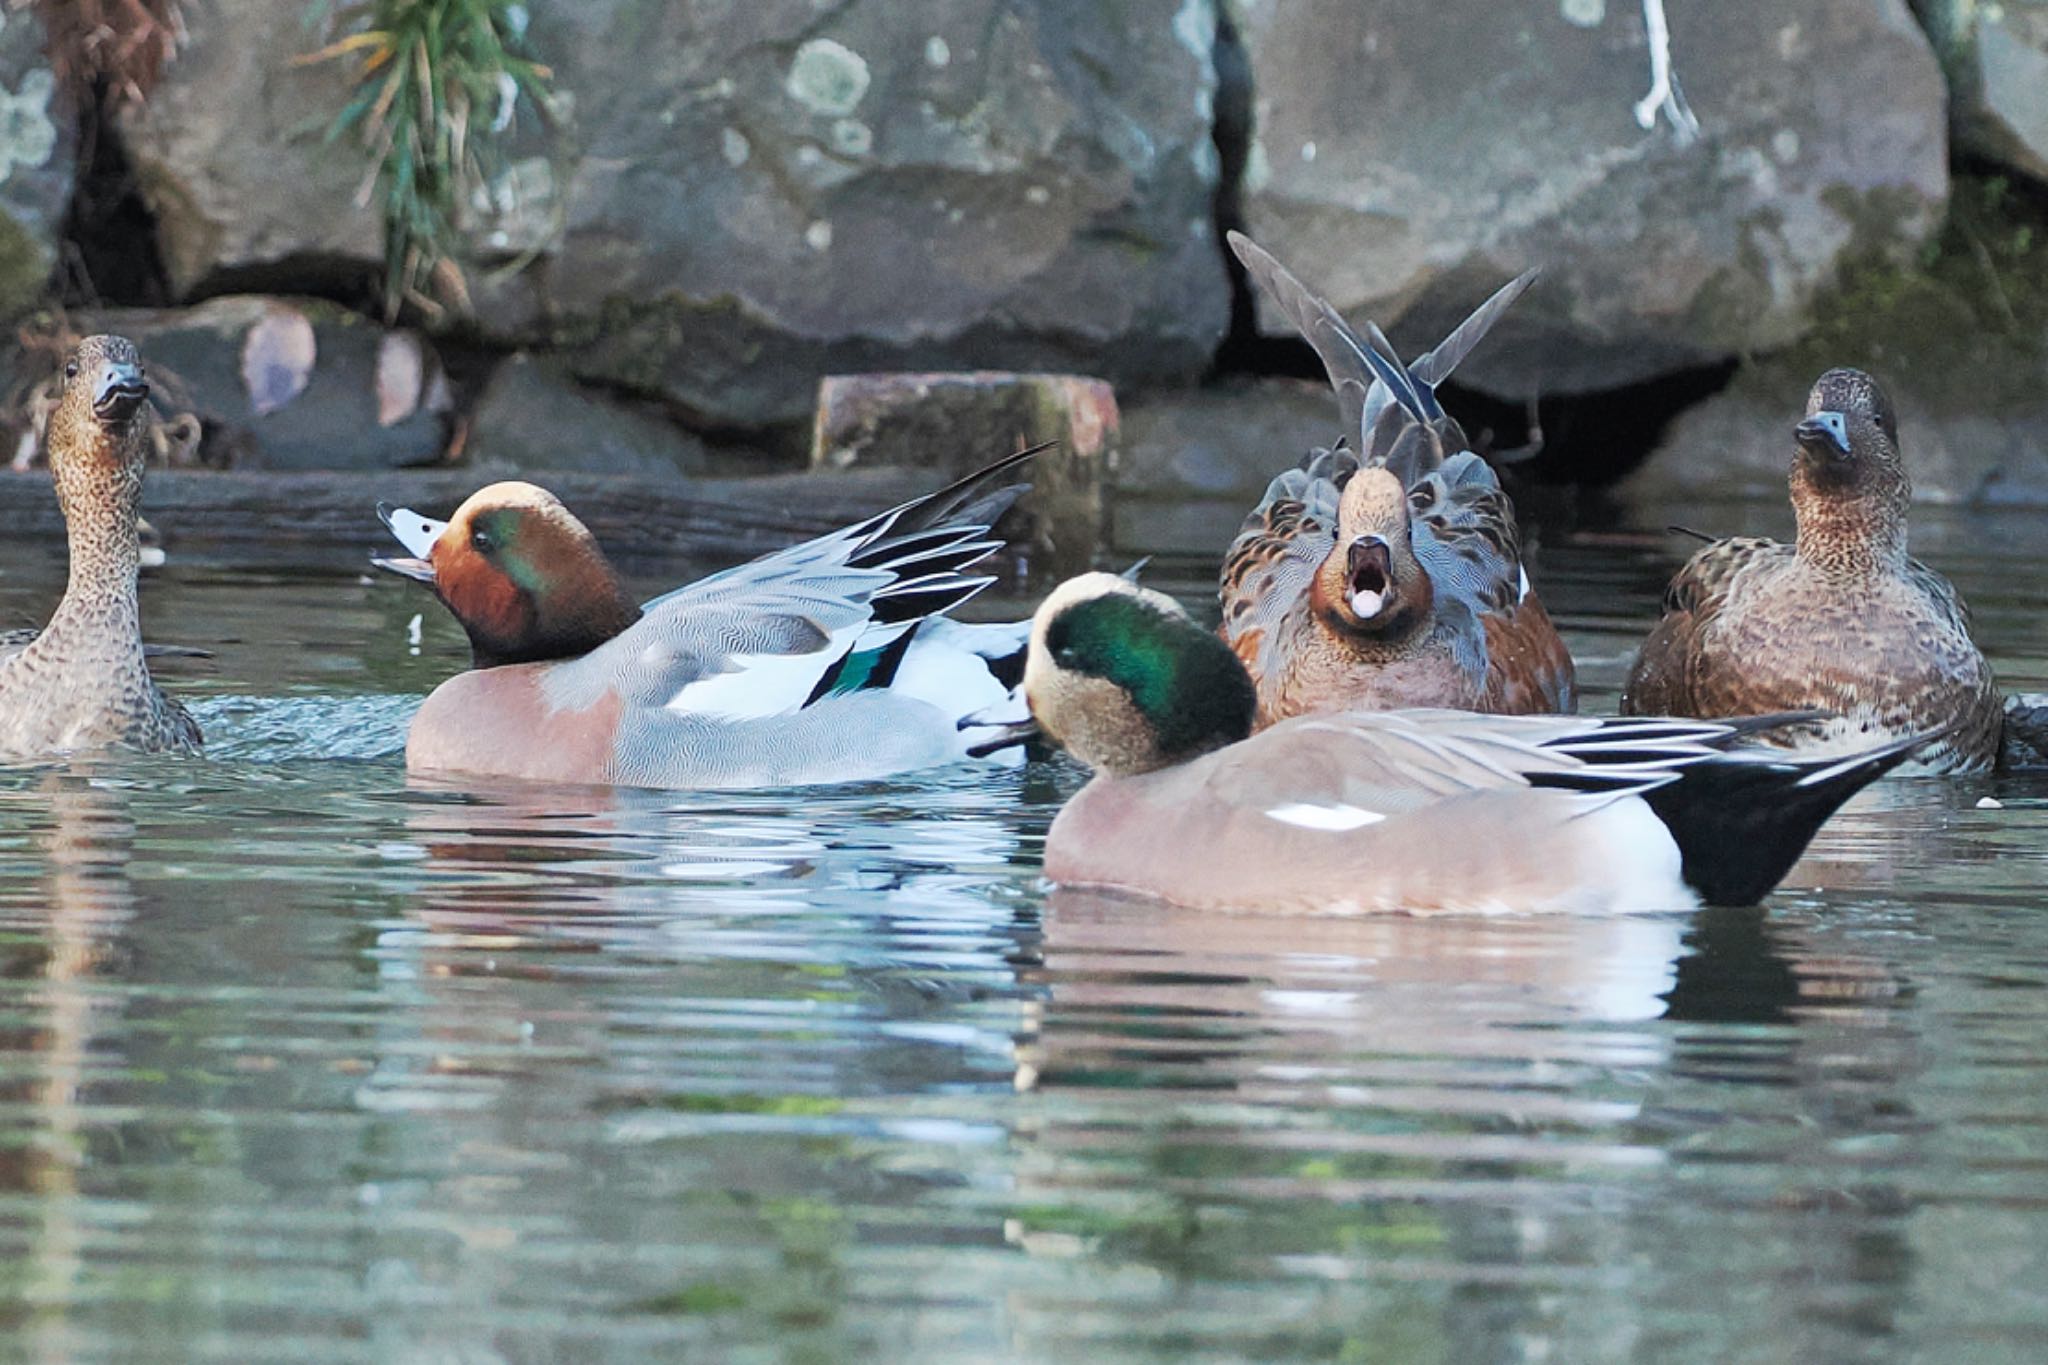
[0,500,2044,1362]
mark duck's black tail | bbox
[1642,730,1932,907]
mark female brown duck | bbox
[1623,368,1998,774]
[0,336,200,760]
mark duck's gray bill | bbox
[371,554,437,584]
[961,716,1040,758]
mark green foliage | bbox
[300,0,554,320]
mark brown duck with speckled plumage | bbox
[1219,232,1575,727]
[0,336,202,760]
[1623,367,1998,775]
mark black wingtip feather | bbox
[1643,730,1930,907]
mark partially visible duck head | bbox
[374,481,642,669]
[46,335,150,491]
[1791,368,1908,559]
[1310,466,1434,643]
[1017,573,1256,777]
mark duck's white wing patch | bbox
[664,621,864,720]
[1264,801,1386,832]
[1518,565,1531,602]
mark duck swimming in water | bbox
[0,336,201,761]
[375,448,1045,789]
[985,573,1928,914]
[1623,368,2000,775]
[1218,232,1575,725]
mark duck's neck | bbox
[42,444,146,664]
[1791,483,1908,581]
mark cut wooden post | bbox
[812,372,1116,583]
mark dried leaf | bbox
[376,330,425,427]
[241,306,316,416]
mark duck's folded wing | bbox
[2,628,214,668]
[1196,710,1742,824]
[1904,554,1974,632]
[1660,536,1785,617]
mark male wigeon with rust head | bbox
[375,447,1045,789]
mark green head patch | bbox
[1045,593,1255,760]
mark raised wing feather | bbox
[1219,445,1349,677]
[1222,233,1538,660]
[550,446,1044,717]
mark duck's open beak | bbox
[1345,535,1394,619]
[373,502,446,584]
[958,697,1040,758]
[93,360,148,423]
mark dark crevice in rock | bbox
[1443,361,1739,489]
[1205,6,1264,377]
[181,256,386,316]
[53,82,171,308]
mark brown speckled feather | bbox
[1623,369,1999,775]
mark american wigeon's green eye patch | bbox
[1046,593,1256,759]
[470,508,520,553]
[1045,595,1181,707]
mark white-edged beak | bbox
[379,503,447,557]
[372,502,449,585]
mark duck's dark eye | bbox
[470,528,494,554]
[63,361,77,381]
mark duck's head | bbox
[1013,573,1256,777]
[1792,368,1906,510]
[1311,465,1433,641]
[374,481,642,669]
[47,335,150,475]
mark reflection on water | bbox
[0,507,2044,1361]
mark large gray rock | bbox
[115,0,1231,431]
[467,353,713,480]
[1915,0,2048,183]
[0,8,74,318]
[1622,364,2048,508]
[534,0,1227,428]
[1235,0,1949,395]
[1111,378,1341,560]
[117,0,382,295]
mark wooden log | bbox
[0,465,1078,576]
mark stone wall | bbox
[1,1,2045,500]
